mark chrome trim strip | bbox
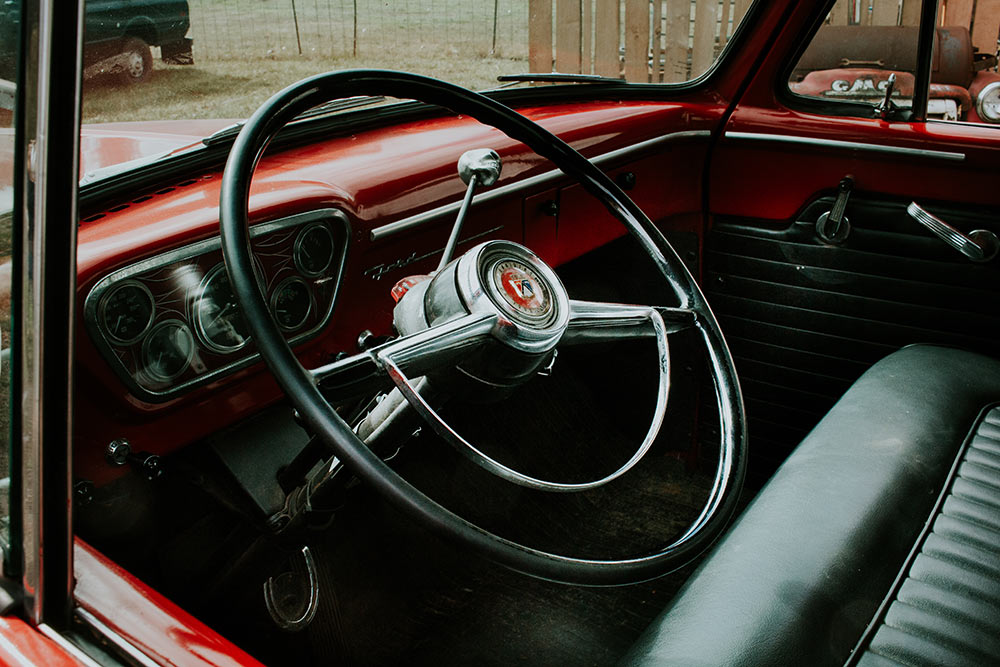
[369,130,712,241]
[724,131,966,162]
[75,608,160,667]
[37,624,104,667]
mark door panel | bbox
[708,111,1000,470]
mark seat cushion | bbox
[857,406,1000,666]
[620,345,1000,667]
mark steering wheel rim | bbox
[220,69,746,585]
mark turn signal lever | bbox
[907,202,999,263]
[436,148,502,272]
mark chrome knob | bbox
[457,148,501,187]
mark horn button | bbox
[488,258,555,327]
[392,240,570,398]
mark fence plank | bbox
[594,0,620,77]
[624,0,648,82]
[971,0,1000,54]
[664,0,689,82]
[733,0,753,25]
[828,0,850,24]
[900,0,921,25]
[692,0,720,76]
[556,0,583,73]
[652,0,663,82]
[871,0,900,25]
[529,0,554,73]
[718,1,732,52]
[582,0,593,74]
[945,0,975,28]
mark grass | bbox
[187,0,529,61]
[82,0,530,123]
[82,53,527,123]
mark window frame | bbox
[776,0,940,124]
[8,0,84,634]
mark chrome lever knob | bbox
[906,202,999,263]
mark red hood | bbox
[0,119,236,214]
[78,119,239,179]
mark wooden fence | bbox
[529,0,999,84]
[528,0,754,83]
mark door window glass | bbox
[788,0,921,116]
[934,1,1000,126]
[0,0,17,521]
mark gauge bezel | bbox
[99,279,155,345]
[192,262,252,354]
[270,276,314,332]
[293,221,336,277]
[83,208,351,403]
[976,81,1000,123]
[141,319,195,383]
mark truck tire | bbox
[119,37,152,84]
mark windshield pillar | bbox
[15,0,83,630]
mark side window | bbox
[936,3,1000,125]
[788,0,1000,126]
[0,0,16,518]
[787,1,921,116]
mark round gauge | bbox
[294,222,335,277]
[99,280,154,344]
[142,320,195,382]
[270,276,313,332]
[192,263,252,353]
[977,81,1000,123]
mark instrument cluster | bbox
[84,209,349,402]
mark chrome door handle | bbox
[906,202,999,263]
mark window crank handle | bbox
[907,202,999,263]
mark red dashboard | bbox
[73,99,717,484]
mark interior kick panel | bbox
[705,195,1000,469]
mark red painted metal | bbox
[709,2,1000,224]
[74,539,264,667]
[792,69,973,111]
[73,101,718,484]
[0,617,82,666]
[79,120,234,177]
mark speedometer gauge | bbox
[142,320,195,382]
[193,263,251,353]
[293,222,335,277]
[270,276,312,331]
[100,280,154,344]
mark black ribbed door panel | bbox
[705,199,1000,467]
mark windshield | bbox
[77,0,753,178]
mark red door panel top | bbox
[74,539,265,667]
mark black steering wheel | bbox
[219,70,746,585]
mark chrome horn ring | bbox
[386,240,671,492]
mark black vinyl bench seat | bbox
[621,345,1000,667]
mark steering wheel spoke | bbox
[561,299,697,345]
[311,312,498,401]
